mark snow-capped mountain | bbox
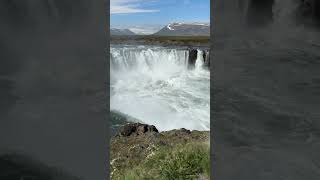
[110,28,136,36]
[153,22,210,36]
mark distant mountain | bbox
[153,22,210,36]
[128,25,164,35]
[111,28,136,36]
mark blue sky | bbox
[110,0,210,33]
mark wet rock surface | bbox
[203,50,210,67]
[188,49,198,69]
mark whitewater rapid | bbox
[110,45,210,131]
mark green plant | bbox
[112,142,210,180]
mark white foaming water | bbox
[110,45,210,131]
[195,49,204,70]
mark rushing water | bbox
[110,45,210,131]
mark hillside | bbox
[111,28,135,36]
[154,22,210,36]
[110,123,210,180]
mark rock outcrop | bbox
[188,49,198,69]
[203,50,210,68]
[117,123,159,136]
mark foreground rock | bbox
[117,123,158,136]
[110,123,210,179]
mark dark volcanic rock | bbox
[180,128,191,134]
[203,50,210,67]
[188,49,198,69]
[118,123,159,136]
[110,123,209,178]
[171,128,192,136]
[202,50,207,61]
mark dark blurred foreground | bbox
[213,0,320,180]
[0,1,107,180]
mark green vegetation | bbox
[110,35,209,46]
[111,142,210,180]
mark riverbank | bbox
[110,35,210,47]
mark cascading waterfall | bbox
[195,49,204,70]
[110,45,210,131]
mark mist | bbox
[110,46,210,131]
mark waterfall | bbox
[110,46,208,78]
[195,49,204,70]
[111,46,189,72]
[110,45,210,131]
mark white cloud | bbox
[111,0,160,14]
[111,24,164,35]
[129,26,163,35]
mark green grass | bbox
[111,142,210,180]
[111,35,210,45]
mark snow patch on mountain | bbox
[167,24,174,30]
[154,22,210,36]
